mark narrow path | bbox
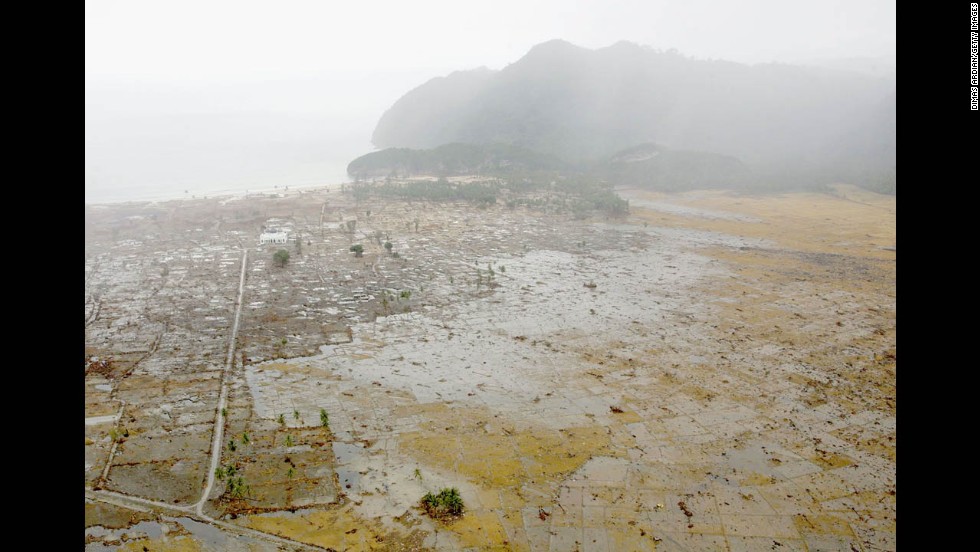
[195,248,248,516]
[87,489,195,514]
[96,405,127,485]
[87,489,325,551]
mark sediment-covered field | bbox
[85,182,895,551]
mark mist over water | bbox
[85,112,358,204]
[84,74,431,204]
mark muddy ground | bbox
[85,182,895,551]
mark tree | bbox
[228,476,250,499]
[350,244,364,257]
[384,241,393,254]
[273,249,290,268]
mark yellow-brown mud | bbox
[397,403,629,548]
[242,504,427,551]
[622,185,894,549]
[627,185,895,258]
[628,188,895,420]
[85,501,156,529]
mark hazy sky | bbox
[85,0,895,202]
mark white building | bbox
[259,229,288,245]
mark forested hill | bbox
[370,40,895,193]
[346,143,566,180]
[347,142,753,194]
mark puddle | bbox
[174,516,230,549]
[622,196,762,222]
[333,441,366,492]
[84,526,112,539]
[85,519,166,547]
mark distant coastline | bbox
[84,176,350,207]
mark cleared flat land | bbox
[85,183,895,551]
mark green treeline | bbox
[345,175,628,217]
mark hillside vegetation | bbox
[366,40,895,193]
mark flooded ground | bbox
[85,182,895,551]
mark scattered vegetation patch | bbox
[350,178,499,206]
[273,249,290,268]
[215,464,238,480]
[345,173,628,216]
[227,476,251,499]
[108,427,129,443]
[420,487,465,519]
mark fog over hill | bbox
[371,40,895,193]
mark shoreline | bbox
[84,180,349,208]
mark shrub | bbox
[273,249,290,267]
[420,487,465,518]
